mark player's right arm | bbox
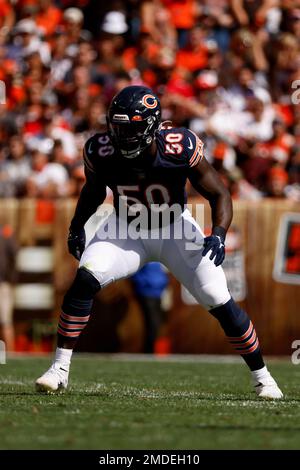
[68,138,107,260]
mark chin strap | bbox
[121,148,142,159]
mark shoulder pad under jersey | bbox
[83,132,114,172]
[158,127,204,167]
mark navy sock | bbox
[58,268,100,342]
[210,298,265,371]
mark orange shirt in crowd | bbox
[255,133,294,165]
[162,0,197,29]
[15,0,37,6]
[176,46,208,72]
[36,6,62,36]
[122,43,160,71]
[274,103,294,127]
[122,46,159,88]
[0,0,12,27]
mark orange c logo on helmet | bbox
[142,94,157,109]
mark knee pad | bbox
[66,267,101,300]
[192,281,230,310]
[62,268,101,319]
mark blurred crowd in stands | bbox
[0,0,300,201]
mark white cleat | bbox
[35,363,69,393]
[254,375,283,399]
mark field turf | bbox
[0,355,300,450]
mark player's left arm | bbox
[188,156,233,266]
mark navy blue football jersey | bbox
[83,127,204,214]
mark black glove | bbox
[68,227,86,261]
[202,233,225,267]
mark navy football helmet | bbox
[108,86,161,159]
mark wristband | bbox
[212,226,226,242]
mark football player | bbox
[36,86,282,399]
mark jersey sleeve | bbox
[83,132,114,179]
[83,136,97,177]
[70,137,107,230]
[82,134,107,188]
[184,129,204,168]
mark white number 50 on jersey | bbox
[117,184,170,209]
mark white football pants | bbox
[79,209,230,310]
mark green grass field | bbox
[0,355,300,450]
